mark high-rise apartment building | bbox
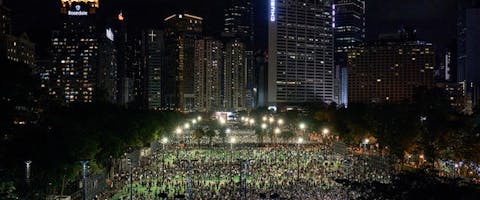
[268,0,335,105]
[224,0,256,109]
[223,39,247,111]
[164,14,203,111]
[348,37,435,104]
[50,0,99,103]
[333,0,365,106]
[194,37,223,112]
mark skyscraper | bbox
[333,0,365,106]
[268,0,335,105]
[50,0,99,103]
[458,8,480,106]
[194,37,223,112]
[223,39,247,111]
[113,11,135,106]
[97,28,118,103]
[348,36,435,104]
[224,0,254,48]
[164,14,203,111]
[140,30,164,110]
[223,0,256,109]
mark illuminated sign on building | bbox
[270,0,276,22]
[106,28,114,41]
[68,5,88,16]
[332,5,336,28]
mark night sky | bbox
[4,0,477,55]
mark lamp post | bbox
[230,137,236,163]
[277,119,284,126]
[299,123,306,140]
[161,137,168,181]
[25,160,32,185]
[182,159,198,200]
[80,161,89,200]
[362,138,369,181]
[249,119,255,126]
[127,158,133,200]
[176,127,182,160]
[274,127,281,145]
[297,137,304,182]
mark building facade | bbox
[164,14,203,111]
[97,28,118,103]
[0,33,35,66]
[50,0,99,103]
[224,0,256,109]
[348,40,435,104]
[223,39,247,111]
[458,8,480,106]
[333,0,365,106]
[194,37,223,112]
[141,30,164,110]
[268,0,335,105]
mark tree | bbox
[193,128,205,147]
[280,131,295,142]
[255,128,266,144]
[205,129,216,147]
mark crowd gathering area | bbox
[104,139,392,200]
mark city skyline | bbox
[1,0,480,199]
[3,0,475,55]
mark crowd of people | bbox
[100,140,392,200]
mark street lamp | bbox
[226,128,231,134]
[176,127,183,135]
[219,118,226,125]
[230,137,236,163]
[362,138,369,181]
[184,123,190,129]
[25,160,32,186]
[362,138,370,151]
[161,137,168,150]
[197,116,202,121]
[277,119,284,126]
[269,117,275,124]
[262,116,268,122]
[261,123,267,130]
[249,119,255,126]
[299,123,306,130]
[274,127,281,135]
[322,128,329,136]
[230,137,236,150]
[274,128,281,145]
[161,137,168,180]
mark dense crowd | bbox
[101,141,392,200]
